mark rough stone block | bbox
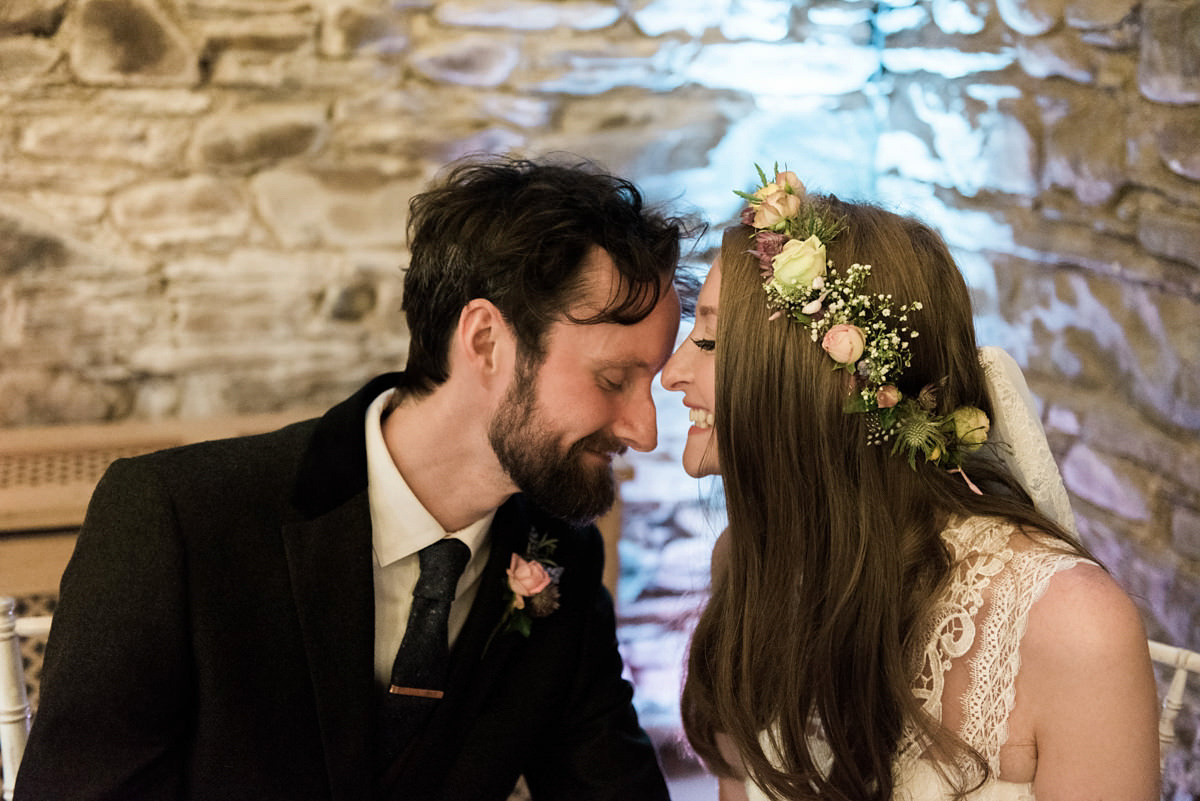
[631,0,732,37]
[1137,194,1200,270]
[68,0,200,86]
[1174,505,1200,561]
[1154,107,1200,182]
[0,212,70,276]
[479,94,554,129]
[878,5,929,35]
[898,82,1037,196]
[434,0,620,32]
[687,41,880,96]
[251,168,420,248]
[1164,558,1200,642]
[111,175,250,248]
[319,2,404,59]
[329,278,377,322]
[998,203,1183,288]
[0,368,134,426]
[880,46,1014,79]
[186,0,312,11]
[211,364,373,418]
[720,0,790,41]
[1004,267,1200,430]
[1139,0,1200,104]
[1043,94,1128,204]
[931,0,989,35]
[526,36,686,94]
[535,87,748,179]
[875,175,1017,254]
[96,88,213,115]
[1016,31,1099,82]
[671,96,879,212]
[1064,0,1138,30]
[332,83,491,127]
[876,129,942,184]
[1066,393,1200,494]
[0,37,62,83]
[0,159,144,195]
[1063,443,1154,521]
[1044,403,1081,436]
[207,49,293,88]
[409,34,519,88]
[0,0,67,37]
[198,14,313,53]
[19,115,191,168]
[191,104,328,170]
[997,0,1064,36]
[27,191,109,227]
[434,127,527,165]
[1079,20,1140,52]
[328,87,526,165]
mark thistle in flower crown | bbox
[736,163,991,485]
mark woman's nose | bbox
[660,342,690,393]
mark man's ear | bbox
[456,298,514,378]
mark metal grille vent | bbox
[0,447,151,490]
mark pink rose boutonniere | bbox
[489,529,563,646]
[507,553,551,608]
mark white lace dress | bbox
[745,515,1090,801]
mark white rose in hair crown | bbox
[736,162,991,493]
[769,236,827,293]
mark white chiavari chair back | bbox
[1148,639,1200,773]
[0,597,52,801]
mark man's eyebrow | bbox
[595,356,652,371]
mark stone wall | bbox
[2,0,1198,791]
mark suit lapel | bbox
[283,496,376,801]
[282,373,404,801]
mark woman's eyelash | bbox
[691,338,716,351]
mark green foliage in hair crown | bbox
[737,164,990,481]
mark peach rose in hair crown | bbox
[821,324,866,365]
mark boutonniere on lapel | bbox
[487,528,562,649]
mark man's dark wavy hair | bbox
[402,155,691,394]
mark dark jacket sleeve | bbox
[521,526,670,801]
[15,457,192,801]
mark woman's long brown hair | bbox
[680,201,1094,800]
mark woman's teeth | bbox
[689,408,714,429]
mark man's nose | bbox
[614,386,658,452]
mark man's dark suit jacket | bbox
[15,374,670,801]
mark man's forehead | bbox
[568,247,627,315]
[547,284,679,369]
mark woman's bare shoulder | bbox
[1018,563,1160,799]
[1023,561,1148,664]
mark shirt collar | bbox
[364,388,494,567]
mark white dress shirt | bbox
[365,388,494,687]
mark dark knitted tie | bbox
[379,537,471,762]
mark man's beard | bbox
[488,362,624,526]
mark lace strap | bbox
[900,518,1091,773]
[959,545,1089,770]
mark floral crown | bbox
[737,164,990,486]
